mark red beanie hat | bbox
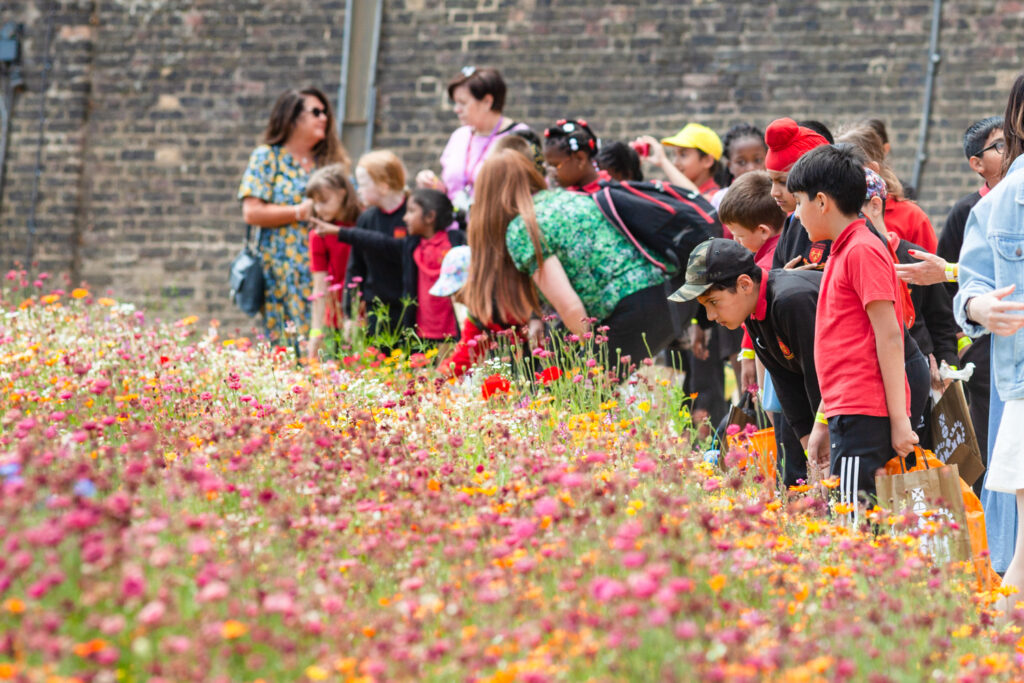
[764,118,829,172]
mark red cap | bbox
[764,118,829,172]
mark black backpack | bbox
[592,180,723,272]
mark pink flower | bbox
[621,551,646,569]
[138,600,166,625]
[121,571,146,600]
[198,581,229,602]
[590,577,626,603]
[533,497,559,518]
[627,572,659,599]
[262,592,295,614]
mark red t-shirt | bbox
[414,231,458,340]
[884,198,937,253]
[815,219,910,419]
[309,222,355,329]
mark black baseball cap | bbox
[668,238,757,302]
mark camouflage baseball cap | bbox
[668,238,756,302]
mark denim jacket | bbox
[954,153,1024,400]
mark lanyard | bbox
[462,118,505,193]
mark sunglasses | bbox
[977,139,1006,156]
[304,106,328,119]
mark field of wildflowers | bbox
[1,273,1022,682]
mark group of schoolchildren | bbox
[670,115,1005,508]
[297,74,1005,505]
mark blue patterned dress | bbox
[237,144,313,345]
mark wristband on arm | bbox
[945,262,958,283]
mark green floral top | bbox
[505,190,667,321]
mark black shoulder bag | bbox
[230,147,282,316]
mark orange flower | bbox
[97,297,116,306]
[0,663,16,680]
[708,574,727,593]
[221,620,248,639]
[334,657,358,674]
[361,626,376,638]
[2,598,25,614]
[72,639,108,657]
[427,479,441,492]
[71,288,89,299]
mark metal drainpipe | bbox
[335,0,383,158]
[363,0,383,155]
[911,0,943,196]
[335,0,354,142]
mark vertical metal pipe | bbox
[363,0,384,154]
[911,0,943,195]
[336,0,354,140]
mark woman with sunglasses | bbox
[238,87,351,348]
[415,67,529,213]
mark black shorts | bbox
[828,414,894,503]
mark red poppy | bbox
[535,366,563,385]
[481,374,511,399]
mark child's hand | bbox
[806,422,831,484]
[890,416,918,458]
[688,322,709,361]
[415,169,446,192]
[740,358,757,395]
[309,217,340,236]
[634,135,666,166]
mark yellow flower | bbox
[221,620,248,639]
[708,574,727,593]
[71,288,89,299]
[97,297,116,306]
[305,665,329,681]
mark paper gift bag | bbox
[930,380,985,487]
[876,450,971,564]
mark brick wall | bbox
[1,0,1022,326]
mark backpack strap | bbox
[594,187,671,272]
[656,181,717,224]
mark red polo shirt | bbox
[815,219,910,418]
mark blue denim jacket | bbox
[955,154,1024,401]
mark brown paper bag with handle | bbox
[930,381,985,487]
[875,449,971,564]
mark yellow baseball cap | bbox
[660,123,723,160]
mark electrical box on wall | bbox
[0,22,23,64]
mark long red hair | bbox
[463,149,546,326]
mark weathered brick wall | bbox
[1,0,1022,326]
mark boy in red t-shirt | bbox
[788,145,918,505]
